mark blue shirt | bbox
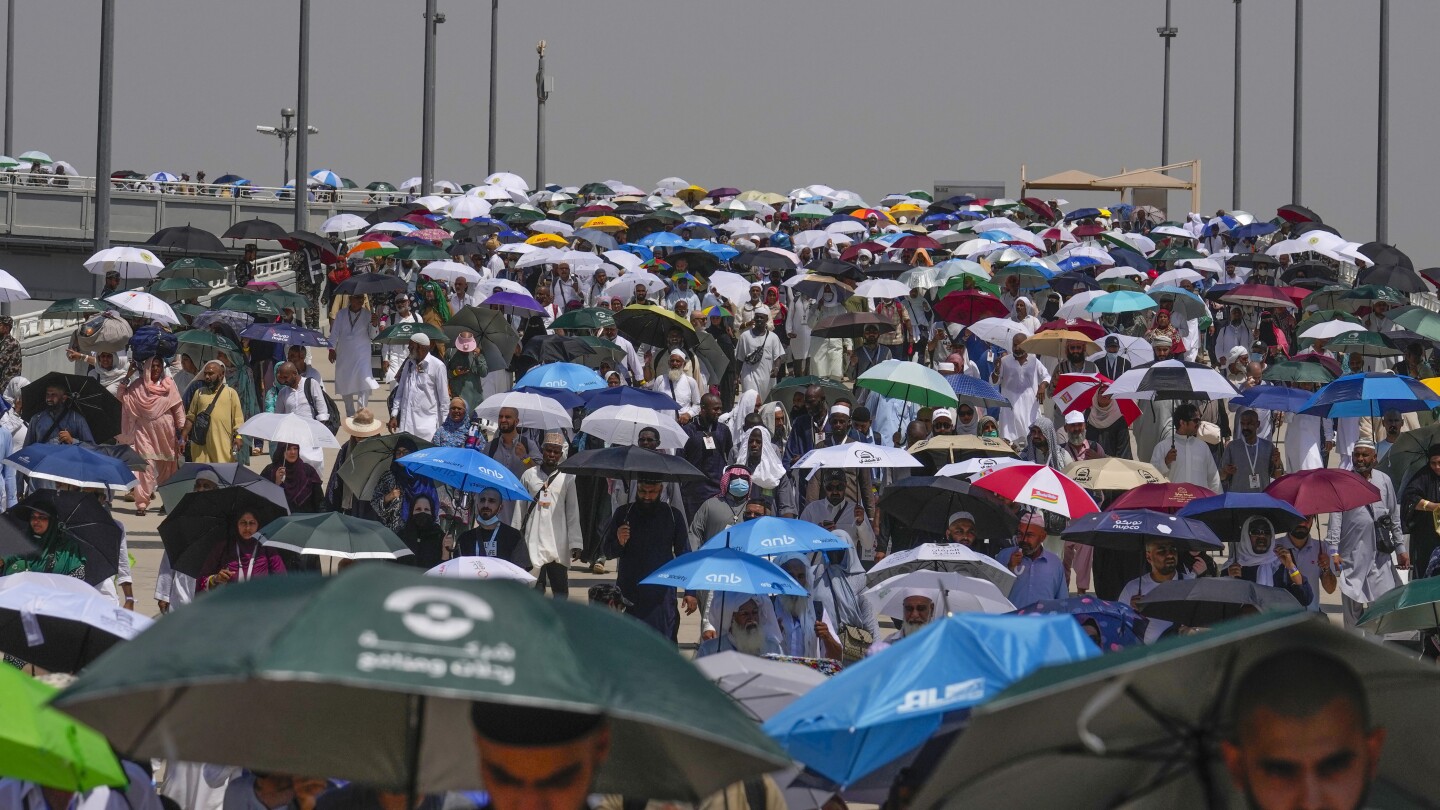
[993,546,1067,608]
[23,407,94,447]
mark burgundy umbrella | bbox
[1277,204,1322,224]
[891,234,942,252]
[840,241,890,262]
[1072,223,1105,238]
[1020,197,1057,221]
[934,290,1007,326]
[1039,318,1106,340]
[1220,284,1297,310]
[1265,469,1381,516]
[1107,482,1216,514]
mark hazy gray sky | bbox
[13,1,1439,260]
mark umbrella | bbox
[320,213,371,234]
[11,492,122,587]
[145,277,210,304]
[966,317,1033,350]
[643,546,807,596]
[1011,596,1149,651]
[397,446,531,501]
[376,322,448,346]
[41,297,116,319]
[1061,457,1167,490]
[0,663,128,792]
[581,385,678,412]
[856,360,958,408]
[474,391,573,432]
[335,272,408,296]
[1137,576,1303,626]
[1264,468,1381,515]
[237,412,339,449]
[875,476,1019,544]
[810,312,896,339]
[1322,329,1403,358]
[907,434,1017,467]
[863,541,1016,596]
[1085,290,1156,315]
[1085,333,1154,367]
[260,512,413,561]
[1176,492,1304,538]
[860,570,1015,619]
[763,614,1094,787]
[943,374,1009,409]
[932,291,1008,325]
[1262,359,1335,385]
[158,487,289,578]
[697,516,850,556]
[20,373,122,443]
[769,376,852,408]
[0,571,153,673]
[444,306,520,370]
[1020,330,1100,359]
[1051,373,1141,425]
[615,304,697,350]
[211,291,280,319]
[1228,384,1312,413]
[1358,577,1440,634]
[935,457,1026,479]
[1386,305,1440,341]
[581,405,688,450]
[1105,360,1240,402]
[1219,283,1298,310]
[1107,482,1216,513]
[970,463,1100,519]
[280,230,341,263]
[1060,509,1222,553]
[1298,372,1440,418]
[1038,318,1107,341]
[794,443,924,472]
[85,246,164,280]
[222,218,289,241]
[907,613,1439,810]
[517,334,597,369]
[146,225,226,254]
[54,567,789,799]
[337,433,435,501]
[427,556,536,583]
[695,652,827,724]
[156,461,287,511]
[240,322,331,348]
[514,362,606,393]
[549,307,615,331]
[559,446,708,482]
[4,444,135,493]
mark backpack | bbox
[128,325,179,362]
[303,376,341,435]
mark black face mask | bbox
[411,513,434,528]
[1290,527,1308,539]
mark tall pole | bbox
[1291,0,1303,202]
[487,0,498,175]
[1232,0,1242,210]
[420,0,438,198]
[294,0,310,233]
[4,0,13,157]
[93,0,114,259]
[535,41,548,190]
[281,110,293,187]
[1158,0,1177,168]
[1376,0,1389,243]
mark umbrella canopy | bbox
[1085,290,1156,315]
[581,405,689,451]
[559,446,708,482]
[1358,577,1440,634]
[211,291,280,319]
[4,443,135,493]
[260,512,413,561]
[642,546,807,596]
[810,311,896,339]
[793,443,925,471]
[1051,373,1141,425]
[1298,372,1440,418]
[971,463,1099,519]
[875,476,1019,543]
[855,360,958,408]
[41,297,116,319]
[549,307,615,331]
[1176,492,1305,538]
[474,391,573,432]
[1061,509,1222,553]
[1061,457,1167,490]
[1107,482,1216,513]
[156,461,287,511]
[222,218,289,241]
[861,570,1015,619]
[943,374,1009,409]
[240,322,331,348]
[614,304,697,351]
[146,225,226,254]
[1262,358,1336,385]
[1229,383,1312,413]
[20,373,122,444]
[85,246,164,280]
[581,385,678,412]
[697,516,850,556]
[1105,359,1240,402]
[427,556,536,583]
[694,652,827,724]
[863,541,1015,596]
[1264,468,1381,515]
[1020,330,1099,359]
[158,487,290,578]
[907,434,1017,466]
[763,614,1095,787]
[1137,576,1304,626]
[446,306,521,370]
[0,571,153,673]
[335,272,408,296]
[513,362,606,393]
[236,412,339,449]
[337,434,435,501]
[932,291,1007,325]
[397,446,531,501]
[53,567,789,798]
[0,664,128,792]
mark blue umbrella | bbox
[4,444,137,492]
[240,322,332,348]
[1108,248,1150,271]
[1298,372,1440,418]
[513,385,584,411]
[1229,221,1278,240]
[581,385,679,412]
[944,374,1009,408]
[699,516,850,555]
[618,243,655,262]
[763,614,1096,786]
[1085,290,1156,315]
[641,547,807,596]
[1047,272,1100,297]
[1064,207,1103,221]
[1012,596,1149,651]
[308,169,342,188]
[1146,285,1207,319]
[495,229,526,244]
[572,228,618,250]
[1177,492,1303,539]
[1056,255,1104,272]
[638,232,685,248]
[514,362,606,393]
[1060,509,1222,552]
[1230,384,1311,413]
[397,446,531,501]
[684,240,739,261]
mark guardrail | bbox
[0,173,468,207]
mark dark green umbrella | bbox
[1380,422,1440,495]
[908,612,1440,810]
[1148,245,1205,263]
[366,181,397,192]
[212,292,280,319]
[158,257,227,282]
[147,277,211,303]
[393,244,449,262]
[1386,305,1440,342]
[571,336,626,370]
[377,321,447,345]
[1326,329,1403,358]
[175,328,239,355]
[1299,285,1355,312]
[1337,284,1408,313]
[53,567,787,798]
[258,288,309,312]
[41,297,116,318]
[337,432,436,500]
[260,512,412,561]
[444,305,521,369]
[171,303,207,322]
[1295,308,1361,336]
[549,307,616,331]
[1261,360,1334,385]
[1359,577,1440,634]
[771,375,852,407]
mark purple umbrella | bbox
[241,322,332,348]
[483,291,544,314]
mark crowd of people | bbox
[0,176,1430,809]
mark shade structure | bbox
[697,516,856,556]
[932,290,1007,325]
[581,385,679,412]
[641,547,808,597]
[4,443,136,493]
[1084,290,1156,314]
[559,446,708,482]
[1060,509,1222,553]
[103,290,179,325]
[1298,372,1440,418]
[1051,373,1140,425]
[811,311,897,339]
[1106,482,1216,513]
[1105,359,1240,402]
[53,567,788,798]
[84,246,164,280]
[397,446,531,501]
[970,463,1099,519]
[860,570,1015,619]
[156,461,287,512]
[1020,330,1099,359]
[513,362,606,393]
[260,512,413,561]
[1264,468,1382,515]
[158,487,290,578]
[1175,492,1305,539]
[943,374,1009,408]
[1358,577,1440,635]
[855,360,958,408]
[966,316,1033,350]
[793,443,924,471]
[20,373,123,444]
[1228,383,1312,413]
[474,391,574,432]
[0,571,153,673]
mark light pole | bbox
[1377,0,1389,243]
[421,0,444,198]
[1232,0,1242,209]
[294,0,310,233]
[1292,0,1303,202]
[1158,0,1177,167]
[4,0,13,158]
[487,0,498,175]
[536,40,550,190]
[256,108,318,188]
[94,0,114,261]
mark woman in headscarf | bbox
[399,493,446,569]
[976,414,1002,440]
[2,496,84,578]
[118,356,186,517]
[810,533,880,663]
[1086,384,1133,459]
[196,510,285,591]
[218,349,261,465]
[371,436,438,532]
[734,424,794,518]
[418,279,452,355]
[432,397,471,448]
[1226,516,1313,606]
[261,443,328,513]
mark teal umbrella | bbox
[260,512,413,560]
[158,257,228,281]
[147,277,211,302]
[211,292,280,318]
[1359,577,1440,634]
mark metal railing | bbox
[0,174,469,208]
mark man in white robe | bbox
[515,433,583,598]
[994,332,1049,445]
[1150,403,1222,492]
[329,294,378,416]
[388,333,448,441]
[647,349,703,420]
[1325,441,1406,630]
[735,310,785,401]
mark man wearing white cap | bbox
[995,512,1067,606]
[389,332,448,442]
[735,309,784,400]
[1061,409,1103,461]
[647,348,702,421]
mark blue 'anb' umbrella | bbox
[1176,492,1304,539]
[699,516,850,556]
[4,444,137,492]
[513,385,584,411]
[638,232,685,249]
[240,322,332,348]
[641,547,807,596]
[1299,372,1440,418]
[514,362,606,393]
[397,446,531,501]
[1230,384,1311,413]
[581,385,679,412]
[944,374,1010,408]
[763,614,1096,787]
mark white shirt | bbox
[1150,433,1222,492]
[648,372,702,418]
[391,353,449,441]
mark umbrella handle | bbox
[1076,674,1132,755]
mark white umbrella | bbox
[446,196,492,221]
[417,260,481,285]
[1176,257,1225,275]
[1085,333,1155,366]
[0,571,154,670]
[853,279,910,300]
[0,268,29,304]
[954,238,1004,257]
[236,412,340,449]
[601,250,644,274]
[603,272,666,300]
[793,230,847,250]
[320,213,370,235]
[412,195,450,212]
[483,171,529,192]
[104,290,179,325]
[473,277,529,298]
[861,570,1014,619]
[793,443,923,471]
[494,242,538,257]
[1152,268,1203,287]
[474,391,572,431]
[557,250,604,269]
[514,247,566,269]
[399,176,423,191]
[426,556,536,583]
[865,542,1017,593]
[1096,266,1144,281]
[935,457,1026,479]
[968,317,1033,350]
[581,405,688,450]
[1299,320,1364,341]
[1105,359,1239,402]
[694,652,826,723]
[146,171,179,183]
[721,220,772,238]
[706,270,755,307]
[530,220,575,238]
[366,221,417,235]
[84,246,164,280]
[51,160,78,177]
[1054,290,1106,321]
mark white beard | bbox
[779,595,808,618]
[667,368,684,383]
[902,620,928,638]
[730,623,766,655]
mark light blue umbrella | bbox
[763,613,1096,786]
[682,240,740,261]
[699,516,850,556]
[1146,284,1207,319]
[514,362,606,393]
[309,169,343,188]
[641,547,807,596]
[397,446,531,500]
[1230,384,1311,413]
[638,232,684,249]
[4,444,136,492]
[1298,371,1440,418]
[1085,290,1156,315]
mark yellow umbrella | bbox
[526,233,568,247]
[581,215,628,233]
[888,203,924,217]
[676,185,708,206]
[1422,377,1440,398]
[1020,329,1101,359]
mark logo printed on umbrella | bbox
[706,573,743,585]
[1029,487,1060,504]
[384,587,493,641]
[896,677,985,713]
[759,535,797,549]
[1156,524,1172,535]
[855,449,881,464]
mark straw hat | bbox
[344,408,384,438]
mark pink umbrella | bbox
[409,228,451,242]
[971,463,1100,519]
[1265,469,1381,515]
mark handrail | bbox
[0,174,468,208]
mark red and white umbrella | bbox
[1051,373,1141,426]
[971,463,1100,519]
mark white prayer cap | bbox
[409,333,431,346]
[829,403,851,416]
[1064,410,1085,425]
[936,362,956,373]
[669,348,687,360]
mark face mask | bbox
[477,513,500,528]
[1249,353,1264,364]
[728,479,751,498]
[411,512,434,528]
[1106,348,1118,356]
[981,429,999,438]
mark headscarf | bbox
[1232,515,1282,583]
[419,279,453,322]
[1088,389,1125,430]
[2,498,84,578]
[433,398,470,447]
[1022,416,1064,469]
[977,414,1001,438]
[760,402,788,446]
[722,389,760,436]
[710,594,782,655]
[736,425,787,489]
[267,444,325,511]
[391,436,438,524]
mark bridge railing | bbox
[1,174,475,207]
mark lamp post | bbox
[421,0,444,198]
[536,40,550,190]
[1158,0,1177,167]
[1232,0,1242,210]
[255,109,318,188]
[94,0,114,262]
[1292,0,1303,203]
[487,0,498,175]
[4,0,13,158]
[295,0,310,232]
[1376,0,1389,243]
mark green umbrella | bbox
[856,359,959,408]
[1099,277,1144,292]
[549,307,616,331]
[158,257,228,281]
[147,277,211,303]
[259,289,309,312]
[1299,285,1354,312]
[1360,577,1440,634]
[393,244,450,262]
[378,321,447,345]
[212,292,280,318]
[41,297,115,318]
[171,302,207,322]
[340,177,358,189]
[1295,308,1362,336]
[1148,245,1205,263]
[1337,284,1408,313]
[1386,305,1440,342]
[770,375,852,407]
[54,567,787,798]
[1379,422,1440,495]
[0,664,127,791]
[908,612,1440,810]
[366,181,396,192]
[1326,329,1403,358]
[571,335,627,369]
[1261,359,1334,385]
[260,512,413,561]
[444,306,521,369]
[338,433,436,500]
[174,329,240,367]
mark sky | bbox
[11,1,1440,262]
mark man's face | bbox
[863,326,879,345]
[202,364,222,385]
[1066,342,1086,363]
[1352,447,1377,476]
[349,295,365,312]
[635,481,663,502]
[669,355,685,372]
[752,314,768,333]
[1384,416,1403,439]
[1065,422,1086,444]
[498,408,519,434]
[277,366,297,388]
[1249,525,1273,554]
[902,596,934,630]
[541,443,563,467]
[830,412,850,435]
[44,386,64,409]
[288,346,306,367]
[700,396,721,422]
[743,502,767,521]
[636,430,660,450]
[474,728,611,810]
[1221,699,1384,810]
[1348,353,1365,373]
[1154,344,1173,361]
[854,417,872,436]
[946,519,976,546]
[1016,523,1047,555]
[805,387,825,414]
[1028,425,1046,448]
[824,478,846,505]
[193,478,218,493]
[1177,413,1200,437]
[476,490,502,521]
[1241,412,1259,440]
[1011,335,1028,361]
[1145,540,1179,576]
[932,416,954,434]
[733,601,761,632]
[1231,308,1243,324]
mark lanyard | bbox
[1241,436,1260,473]
[235,541,258,581]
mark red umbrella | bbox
[1275,286,1313,309]
[1021,197,1057,221]
[1073,223,1105,237]
[840,241,890,262]
[1052,373,1141,425]
[1265,469,1381,516]
[401,212,439,227]
[934,290,1008,326]
[892,234,942,252]
[1040,318,1106,340]
[1220,284,1298,310]
[971,463,1100,519]
[1108,482,1216,513]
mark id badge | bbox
[1248,473,1261,489]
[538,491,555,509]
[703,436,716,450]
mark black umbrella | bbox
[0,570,148,673]
[83,443,146,472]
[281,230,340,263]
[876,476,1018,540]
[364,203,424,225]
[158,488,289,578]
[1230,251,1280,268]
[865,261,910,278]
[20,373,123,444]
[1357,241,1413,270]
[146,225,225,254]
[335,272,407,296]
[671,222,717,239]
[1276,203,1322,224]
[1135,577,1303,627]
[811,312,896,339]
[445,305,521,370]
[455,222,503,240]
[1279,261,1340,285]
[517,334,597,372]
[804,258,866,283]
[614,306,699,352]
[447,241,486,257]
[0,515,36,558]
[560,446,708,482]
[222,218,289,242]
[665,249,720,276]
[732,250,797,273]
[8,491,122,586]
[1358,262,1429,294]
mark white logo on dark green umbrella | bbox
[384,586,493,641]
